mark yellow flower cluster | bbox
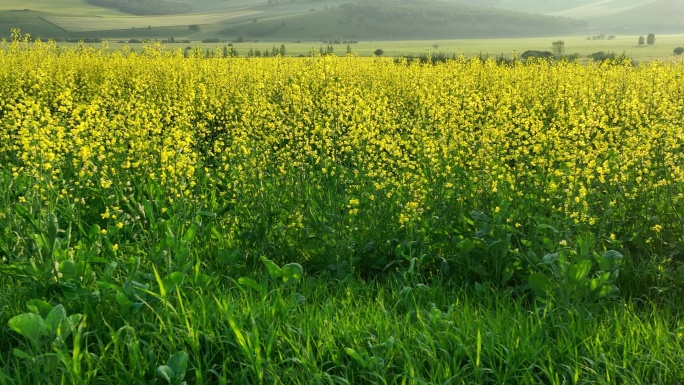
[1,38,682,239]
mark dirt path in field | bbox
[547,0,658,19]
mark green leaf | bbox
[26,299,53,318]
[45,305,67,334]
[344,347,368,368]
[301,237,322,253]
[163,272,185,292]
[469,265,488,279]
[541,253,559,264]
[8,313,51,346]
[157,365,175,383]
[456,238,475,254]
[88,224,101,242]
[536,224,558,232]
[167,351,188,377]
[142,200,156,227]
[528,273,555,298]
[598,250,624,271]
[115,292,133,311]
[181,222,198,245]
[470,210,491,224]
[260,256,282,279]
[12,349,32,359]
[602,250,624,261]
[59,260,77,279]
[282,263,303,283]
[569,260,592,282]
[61,314,82,339]
[237,277,263,293]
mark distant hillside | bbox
[447,0,602,14]
[0,0,587,40]
[87,0,193,15]
[582,0,684,33]
[450,0,684,33]
[221,0,588,40]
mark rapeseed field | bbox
[1,33,683,384]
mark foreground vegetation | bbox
[1,35,683,384]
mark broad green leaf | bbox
[167,351,188,377]
[528,273,554,298]
[60,314,82,339]
[59,260,77,279]
[536,224,558,232]
[456,238,475,254]
[569,260,592,282]
[26,299,53,318]
[541,253,559,264]
[602,250,624,261]
[589,272,612,291]
[237,277,263,293]
[88,224,101,241]
[157,365,175,383]
[45,305,67,333]
[599,250,624,270]
[282,263,303,283]
[594,285,613,298]
[142,200,156,227]
[470,210,491,224]
[469,265,488,279]
[12,349,32,359]
[115,292,133,311]
[181,222,198,244]
[301,237,322,252]
[8,313,51,346]
[260,256,282,279]
[163,272,185,292]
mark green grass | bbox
[2,273,683,384]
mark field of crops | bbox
[1,34,684,384]
[43,10,259,32]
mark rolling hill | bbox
[450,0,684,33]
[221,0,587,40]
[0,0,588,41]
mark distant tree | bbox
[280,44,286,56]
[638,36,645,46]
[374,48,384,56]
[647,33,655,45]
[346,44,352,55]
[674,47,684,55]
[520,50,552,60]
[189,24,200,32]
[235,35,245,43]
[551,40,565,58]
